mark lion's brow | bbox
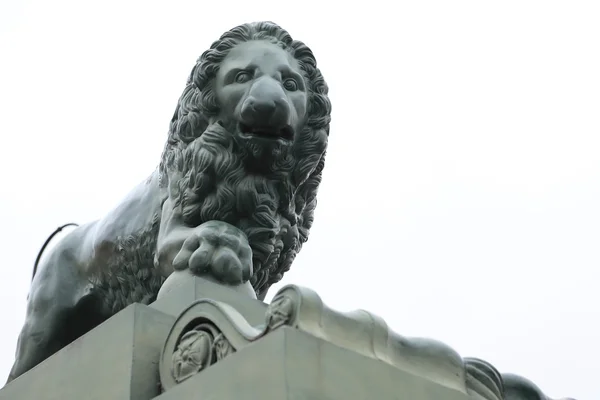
[227,62,298,80]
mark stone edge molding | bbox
[158,284,569,400]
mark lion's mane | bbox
[158,21,332,299]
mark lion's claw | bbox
[172,220,253,284]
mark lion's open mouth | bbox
[238,123,294,142]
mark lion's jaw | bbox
[215,119,292,169]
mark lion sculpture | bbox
[7,21,331,383]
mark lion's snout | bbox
[240,78,291,131]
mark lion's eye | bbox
[283,78,298,91]
[235,71,252,84]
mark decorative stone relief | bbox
[171,322,235,384]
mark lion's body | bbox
[84,171,165,314]
[30,172,165,320]
[7,21,331,384]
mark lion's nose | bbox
[251,100,277,120]
[241,79,290,128]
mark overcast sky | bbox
[0,1,598,398]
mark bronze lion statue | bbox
[7,21,331,382]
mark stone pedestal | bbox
[0,304,174,400]
[0,273,571,400]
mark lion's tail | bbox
[32,223,79,281]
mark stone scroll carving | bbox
[170,322,235,384]
[159,285,569,400]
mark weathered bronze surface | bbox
[6,21,331,382]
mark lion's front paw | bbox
[172,221,253,284]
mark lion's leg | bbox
[6,244,86,384]
[6,297,71,382]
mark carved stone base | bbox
[156,326,472,400]
[151,271,266,326]
[0,275,574,400]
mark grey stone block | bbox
[0,304,174,400]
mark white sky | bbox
[0,1,598,398]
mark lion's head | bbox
[158,21,331,299]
